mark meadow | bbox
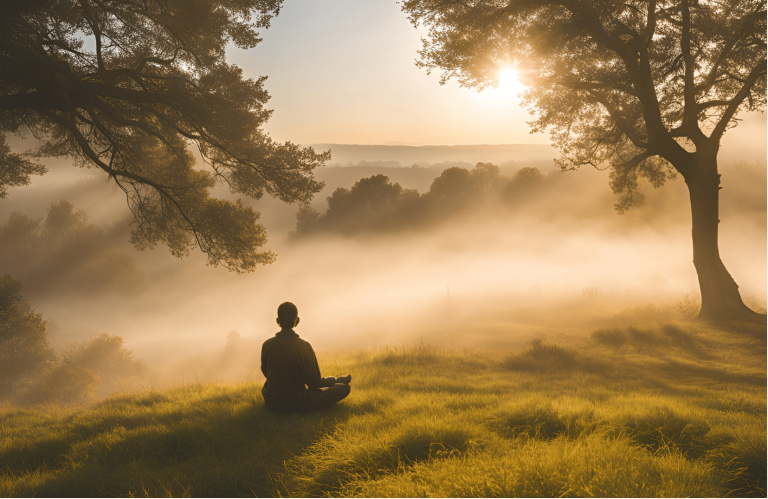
[1,319,765,498]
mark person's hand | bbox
[336,374,352,384]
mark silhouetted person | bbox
[260,302,351,413]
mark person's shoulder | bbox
[262,335,280,347]
[296,336,315,350]
[262,332,309,347]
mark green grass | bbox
[1,321,765,497]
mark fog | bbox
[1,140,765,388]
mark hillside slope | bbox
[1,321,765,497]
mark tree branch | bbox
[37,107,214,265]
[642,0,657,45]
[711,59,767,141]
[680,0,700,135]
[586,91,647,149]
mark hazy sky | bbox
[228,0,767,150]
[227,0,538,146]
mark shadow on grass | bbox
[488,402,585,441]
[591,323,713,359]
[280,416,482,497]
[2,386,375,497]
[503,339,607,374]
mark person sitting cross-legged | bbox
[260,302,351,413]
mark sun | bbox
[498,67,519,86]
[498,67,526,90]
[492,66,527,98]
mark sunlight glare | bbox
[498,68,519,87]
[485,66,527,101]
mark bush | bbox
[28,363,100,405]
[63,333,146,396]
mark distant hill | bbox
[311,143,557,166]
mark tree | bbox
[426,162,502,212]
[0,275,55,396]
[403,0,766,320]
[0,0,329,273]
[319,174,420,233]
[0,201,146,296]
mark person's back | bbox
[260,302,351,413]
[261,330,321,408]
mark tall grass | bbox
[1,322,765,497]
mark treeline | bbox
[0,200,145,298]
[293,163,546,237]
[0,275,146,405]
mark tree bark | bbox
[683,153,765,322]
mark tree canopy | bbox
[0,0,329,272]
[403,0,766,210]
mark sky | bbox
[228,0,767,150]
[227,0,538,146]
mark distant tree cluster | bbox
[0,201,145,297]
[293,163,545,237]
[0,276,145,405]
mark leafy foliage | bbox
[0,275,55,397]
[0,137,47,199]
[0,0,329,272]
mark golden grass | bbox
[1,321,765,497]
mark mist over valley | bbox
[1,142,764,385]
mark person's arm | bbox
[260,345,267,378]
[304,346,336,389]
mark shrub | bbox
[674,292,701,319]
[28,363,100,405]
[63,333,146,395]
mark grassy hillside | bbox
[1,321,765,497]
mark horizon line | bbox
[305,142,556,148]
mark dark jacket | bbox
[260,329,323,407]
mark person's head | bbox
[276,302,299,329]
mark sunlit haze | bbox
[2,2,765,495]
[1,0,765,393]
[226,0,539,145]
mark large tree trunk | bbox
[683,153,764,322]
